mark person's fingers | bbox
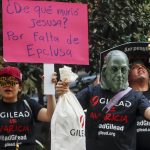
[51,78,57,84]
[51,72,57,84]
[56,81,69,96]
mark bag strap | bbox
[102,87,132,113]
[23,99,32,113]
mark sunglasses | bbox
[0,76,19,87]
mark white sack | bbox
[51,91,86,150]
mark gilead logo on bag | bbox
[70,115,85,137]
[70,129,85,137]
[80,115,85,128]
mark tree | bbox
[54,0,150,73]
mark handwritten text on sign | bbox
[3,0,88,64]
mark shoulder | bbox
[80,84,101,94]
[143,89,150,99]
[121,89,144,104]
[22,98,43,116]
[128,89,149,105]
[127,89,143,98]
[20,98,42,109]
[87,84,101,92]
[25,98,41,107]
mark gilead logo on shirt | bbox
[0,111,30,118]
[99,123,124,131]
[99,98,131,107]
[90,96,132,108]
[137,120,150,126]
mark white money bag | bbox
[51,91,86,150]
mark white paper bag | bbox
[51,91,86,150]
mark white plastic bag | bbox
[51,91,86,150]
[59,65,78,82]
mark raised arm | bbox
[37,72,57,122]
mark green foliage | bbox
[55,0,150,73]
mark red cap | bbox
[0,66,22,81]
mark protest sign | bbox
[3,0,88,65]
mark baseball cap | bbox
[0,66,22,81]
[100,42,150,70]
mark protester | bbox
[0,66,56,150]
[128,61,150,150]
[56,50,150,150]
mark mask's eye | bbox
[111,67,118,73]
[121,67,128,73]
